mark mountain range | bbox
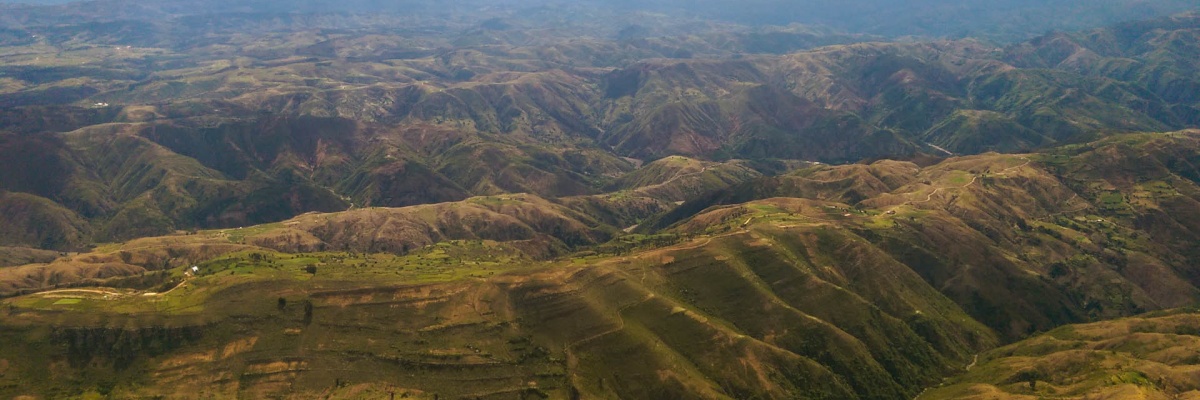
[0,1,1199,399]
[0,10,1197,250]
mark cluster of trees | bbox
[593,233,688,256]
[276,297,314,325]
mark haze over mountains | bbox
[0,0,1197,249]
[0,0,1199,399]
[1,0,1197,41]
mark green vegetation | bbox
[0,11,1196,253]
[0,221,997,399]
[0,2,1199,398]
[2,130,1199,398]
[920,310,1200,399]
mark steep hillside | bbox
[609,155,766,202]
[919,309,1200,399]
[0,191,90,250]
[0,192,639,296]
[2,5,1200,399]
[0,126,351,249]
[0,246,60,267]
[922,110,1052,153]
[1,13,1198,249]
[769,38,1192,154]
[642,131,1200,339]
[2,132,1200,398]
[0,212,996,399]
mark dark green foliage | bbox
[0,133,72,199]
[56,325,205,371]
[303,300,314,325]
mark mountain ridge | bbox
[1,5,1200,399]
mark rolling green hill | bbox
[918,308,1200,399]
[0,203,997,399]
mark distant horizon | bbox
[0,0,1195,43]
[0,0,79,4]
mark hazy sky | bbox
[0,0,1195,42]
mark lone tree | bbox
[305,265,317,275]
[303,300,314,325]
[277,297,287,311]
[1014,369,1043,392]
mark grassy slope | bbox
[919,309,1200,400]
[651,130,1200,340]
[0,191,90,250]
[0,193,623,296]
[0,246,61,267]
[609,155,765,202]
[2,132,1200,398]
[0,219,995,399]
[0,12,1198,398]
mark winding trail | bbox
[141,277,190,297]
[1001,157,1032,173]
[633,163,720,195]
[317,184,354,211]
[901,156,1028,207]
[926,142,955,156]
[35,288,124,297]
[913,354,981,399]
[670,236,715,252]
[902,174,979,205]
[567,294,656,351]
[564,294,657,390]
[1038,192,1092,220]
